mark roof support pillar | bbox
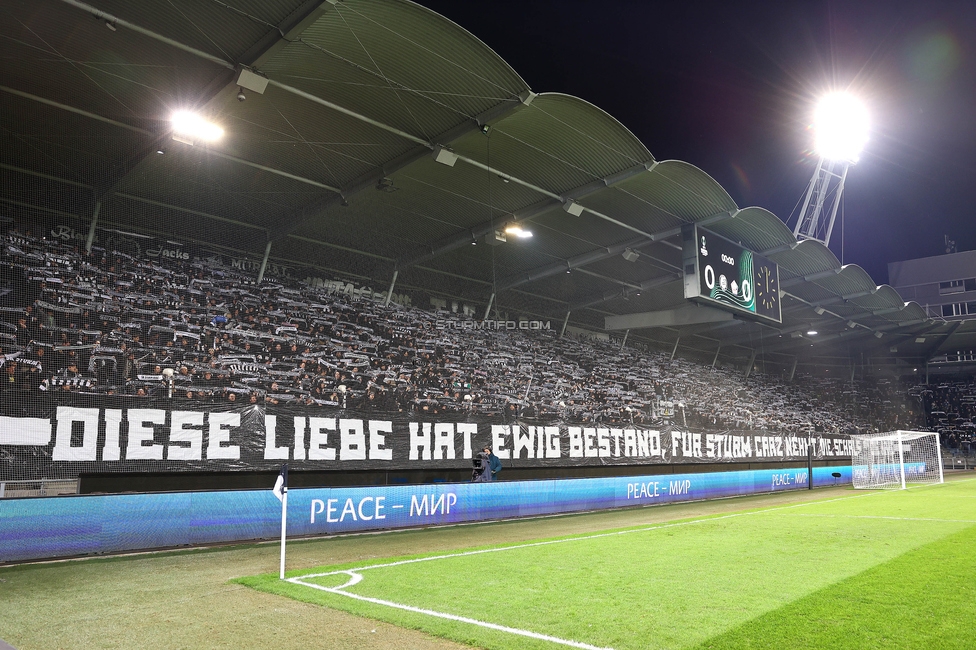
[744,349,757,378]
[560,311,571,338]
[256,241,273,284]
[483,293,495,321]
[788,357,798,382]
[620,329,630,350]
[85,200,100,254]
[712,345,721,369]
[384,270,399,307]
[670,336,680,361]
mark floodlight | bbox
[813,93,869,162]
[171,111,224,142]
[504,224,533,239]
[806,330,818,336]
[794,92,869,246]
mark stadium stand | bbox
[911,380,976,453]
[0,226,921,436]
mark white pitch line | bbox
[778,513,976,524]
[288,575,614,650]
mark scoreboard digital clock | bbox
[681,224,782,324]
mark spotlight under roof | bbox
[171,111,223,143]
[504,224,533,239]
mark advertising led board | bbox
[0,466,853,562]
[682,224,782,324]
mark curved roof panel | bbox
[850,286,911,314]
[813,265,877,298]
[0,0,947,369]
[770,239,839,279]
[514,93,654,167]
[641,160,739,219]
[709,206,794,253]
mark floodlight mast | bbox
[793,93,868,247]
[793,156,850,246]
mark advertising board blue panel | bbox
[0,466,851,563]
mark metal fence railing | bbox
[0,479,79,499]
[943,445,976,471]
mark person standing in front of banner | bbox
[484,446,501,481]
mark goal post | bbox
[850,430,944,490]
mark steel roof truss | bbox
[398,159,657,270]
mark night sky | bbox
[419,0,976,285]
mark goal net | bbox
[850,431,944,489]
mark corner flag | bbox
[273,464,288,579]
[273,464,287,502]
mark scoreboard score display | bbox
[682,224,782,324]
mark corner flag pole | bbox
[273,464,288,579]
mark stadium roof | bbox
[1,0,968,374]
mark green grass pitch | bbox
[239,478,976,650]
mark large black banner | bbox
[0,394,853,481]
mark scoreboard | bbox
[682,224,782,324]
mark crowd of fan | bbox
[0,229,924,435]
[910,381,976,452]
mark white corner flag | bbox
[273,464,288,579]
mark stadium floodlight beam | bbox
[793,92,869,247]
[814,93,869,163]
[504,224,533,238]
[171,110,224,144]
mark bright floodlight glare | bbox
[813,93,868,162]
[171,111,223,142]
[504,224,533,238]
